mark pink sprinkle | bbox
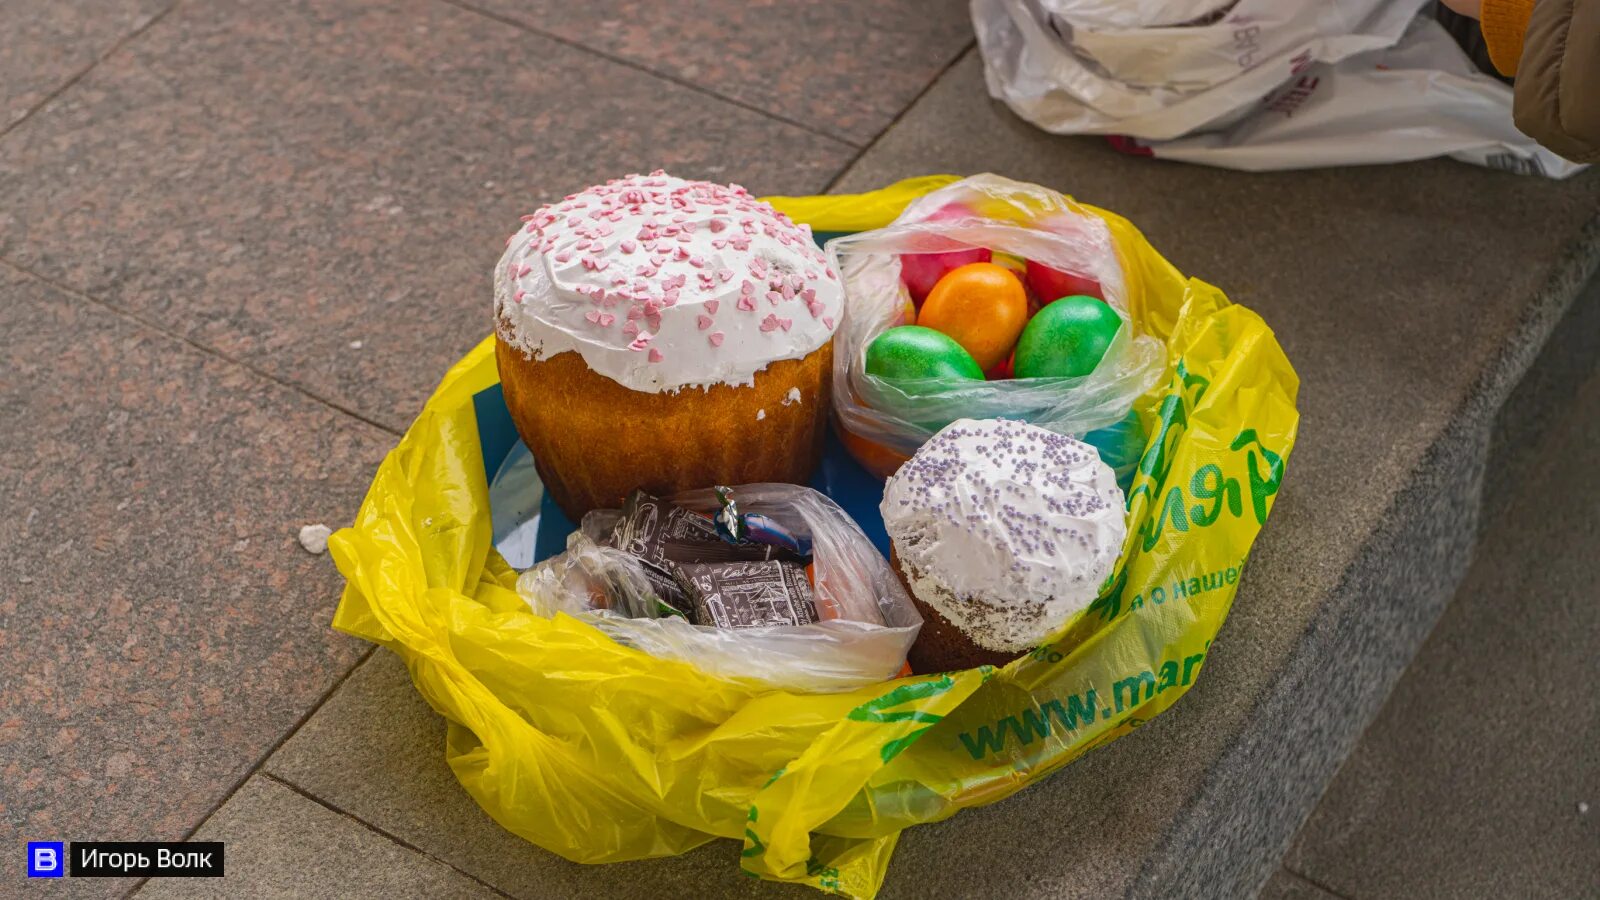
[553,252,572,264]
[518,264,533,277]
[628,332,653,351]
[718,269,734,282]
[740,280,755,295]
[781,283,796,300]
[708,331,725,347]
[737,295,757,312]
[617,238,635,254]
[520,214,536,222]
[623,320,639,335]
[807,300,825,318]
[648,348,664,363]
[585,310,601,323]
[760,314,780,333]
[514,290,526,302]
[705,300,720,314]
[825,269,837,280]
[765,291,783,305]
[664,289,681,306]
[778,317,793,331]
[709,219,727,233]
[627,306,643,320]
[599,313,615,326]
[697,314,714,330]
[801,288,816,303]
[712,239,727,250]
[689,256,706,268]
[823,316,835,329]
[676,233,693,243]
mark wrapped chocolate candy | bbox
[608,490,805,569]
[711,486,814,558]
[674,560,819,629]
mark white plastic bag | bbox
[516,484,921,693]
[973,0,1586,177]
[827,174,1165,460]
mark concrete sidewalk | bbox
[2,1,1596,898]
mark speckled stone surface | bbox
[1258,869,1344,900]
[0,0,853,434]
[267,651,813,899]
[1286,363,1600,899]
[134,777,502,899]
[0,266,387,896]
[455,0,974,144]
[0,0,170,129]
[826,51,1600,899]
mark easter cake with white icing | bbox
[881,418,1126,671]
[494,171,842,519]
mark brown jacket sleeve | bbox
[1510,0,1600,164]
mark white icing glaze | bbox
[881,418,1126,652]
[494,171,841,393]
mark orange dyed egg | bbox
[916,262,1029,372]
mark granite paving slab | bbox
[0,265,388,897]
[0,0,170,130]
[135,776,502,899]
[1285,363,1600,899]
[266,650,813,899]
[450,0,974,145]
[0,0,854,434]
[825,51,1600,899]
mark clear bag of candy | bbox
[826,174,1166,478]
[515,484,921,693]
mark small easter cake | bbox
[881,418,1126,672]
[495,171,842,519]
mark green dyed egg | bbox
[1013,295,1122,378]
[865,326,985,382]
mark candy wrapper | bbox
[517,484,920,692]
[827,174,1167,478]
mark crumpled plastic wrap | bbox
[828,174,1166,473]
[971,0,1585,177]
[516,484,921,693]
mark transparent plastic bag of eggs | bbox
[515,484,922,693]
[825,174,1166,479]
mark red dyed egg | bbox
[1025,259,1103,304]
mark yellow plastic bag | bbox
[330,176,1299,898]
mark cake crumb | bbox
[782,387,802,406]
[756,409,766,421]
[298,524,333,555]
[349,340,364,350]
